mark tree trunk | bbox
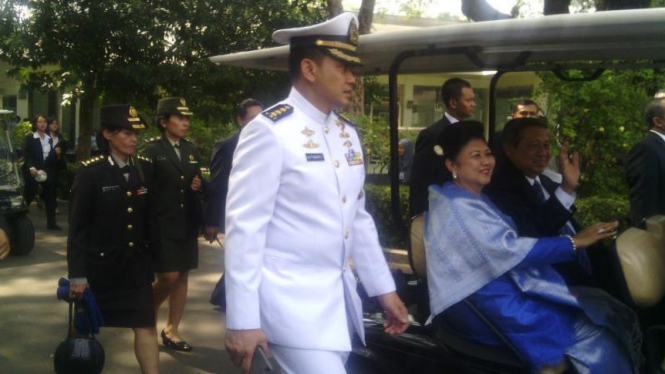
[461,0,511,21]
[326,0,343,17]
[76,88,96,161]
[544,0,571,14]
[598,0,650,10]
[347,0,375,116]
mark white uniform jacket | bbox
[224,88,396,351]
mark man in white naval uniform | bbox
[223,12,409,374]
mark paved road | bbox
[0,202,237,374]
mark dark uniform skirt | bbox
[154,237,198,273]
[93,284,155,328]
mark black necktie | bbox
[120,165,130,173]
[532,180,546,204]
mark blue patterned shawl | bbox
[425,182,537,317]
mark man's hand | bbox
[573,221,619,249]
[559,141,580,194]
[204,226,218,243]
[69,283,89,300]
[225,329,268,374]
[377,291,409,334]
[191,175,202,191]
[0,229,10,260]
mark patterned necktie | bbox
[532,180,546,203]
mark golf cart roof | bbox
[209,8,665,75]
[0,110,13,114]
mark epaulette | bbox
[262,104,293,122]
[335,111,356,127]
[136,155,152,163]
[144,136,161,144]
[80,156,104,167]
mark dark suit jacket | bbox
[625,131,665,226]
[204,132,239,233]
[142,135,204,240]
[22,134,58,176]
[485,160,576,238]
[409,116,453,217]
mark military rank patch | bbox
[80,156,104,167]
[345,148,364,166]
[137,155,153,163]
[262,104,293,122]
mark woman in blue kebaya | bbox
[425,121,641,374]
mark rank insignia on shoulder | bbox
[144,136,160,144]
[80,156,103,167]
[263,104,293,122]
[137,155,152,163]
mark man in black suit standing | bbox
[485,117,592,284]
[626,98,665,227]
[410,78,476,216]
[203,98,263,243]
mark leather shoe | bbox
[161,329,193,352]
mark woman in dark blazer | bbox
[46,118,69,213]
[22,114,60,230]
[67,104,159,374]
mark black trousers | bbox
[23,172,58,227]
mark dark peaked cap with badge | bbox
[273,12,362,66]
[156,97,194,117]
[101,104,147,130]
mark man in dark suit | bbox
[203,98,263,243]
[410,78,476,216]
[485,117,592,284]
[626,97,665,227]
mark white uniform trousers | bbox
[269,344,350,374]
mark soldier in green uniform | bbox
[142,97,203,352]
[67,104,159,374]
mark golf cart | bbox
[0,109,35,256]
[209,8,665,373]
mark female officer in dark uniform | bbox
[142,97,203,352]
[67,104,159,374]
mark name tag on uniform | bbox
[157,156,168,161]
[306,153,325,162]
[102,185,120,193]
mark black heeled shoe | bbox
[161,329,193,352]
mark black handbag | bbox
[54,301,105,374]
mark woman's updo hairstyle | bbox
[435,120,486,162]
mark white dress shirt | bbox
[444,111,459,124]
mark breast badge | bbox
[304,139,319,149]
[301,127,315,137]
[343,140,353,148]
[345,149,364,166]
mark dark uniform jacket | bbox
[142,135,204,240]
[625,131,665,226]
[409,115,452,217]
[67,155,156,290]
[204,132,239,233]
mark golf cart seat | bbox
[408,214,529,373]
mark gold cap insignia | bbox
[348,23,359,46]
[189,154,194,161]
[129,106,139,118]
[180,98,187,106]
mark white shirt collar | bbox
[33,131,51,140]
[289,87,330,124]
[650,130,665,144]
[444,111,459,124]
[524,175,542,186]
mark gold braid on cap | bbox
[315,40,357,52]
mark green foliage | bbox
[535,69,665,197]
[10,120,31,151]
[364,184,410,249]
[575,195,629,228]
[353,115,391,172]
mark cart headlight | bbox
[10,196,23,209]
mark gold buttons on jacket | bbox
[342,195,347,203]
[128,242,134,248]
[126,191,132,197]
[127,224,133,230]
[344,230,350,239]
[324,126,330,134]
[180,204,184,208]
[180,175,185,180]
[334,160,340,168]
[127,207,133,213]
[180,189,184,194]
